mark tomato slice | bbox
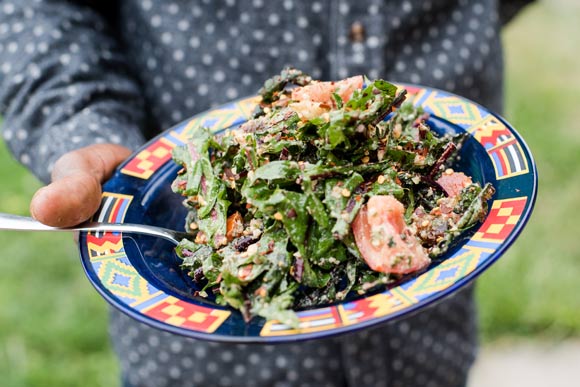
[352,195,430,274]
[291,75,364,105]
[436,171,472,198]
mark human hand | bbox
[30,144,132,227]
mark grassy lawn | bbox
[0,1,578,385]
[476,0,580,340]
[0,147,119,385]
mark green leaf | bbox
[323,173,365,239]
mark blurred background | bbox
[0,0,578,386]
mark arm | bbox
[0,1,147,226]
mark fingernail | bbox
[29,187,46,220]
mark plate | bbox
[79,85,537,343]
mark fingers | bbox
[50,143,133,182]
[30,172,103,227]
[30,144,133,227]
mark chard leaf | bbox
[323,173,365,239]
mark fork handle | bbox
[0,212,148,234]
[0,212,183,244]
[0,212,123,233]
[0,212,60,231]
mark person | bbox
[0,1,533,386]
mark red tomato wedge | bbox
[291,75,364,105]
[352,195,431,274]
[436,171,472,198]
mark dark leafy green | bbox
[172,68,494,327]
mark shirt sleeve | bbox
[0,1,147,183]
[500,0,536,25]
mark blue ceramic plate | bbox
[79,85,537,343]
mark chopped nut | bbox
[377,148,386,161]
[237,265,253,280]
[273,212,283,221]
[194,232,207,244]
[341,188,351,197]
[255,287,267,297]
[246,243,259,255]
[393,123,402,138]
[214,234,228,247]
[377,175,386,184]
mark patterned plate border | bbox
[79,86,537,342]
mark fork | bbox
[0,212,190,245]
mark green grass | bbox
[0,1,578,385]
[0,146,119,385]
[476,0,580,340]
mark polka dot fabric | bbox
[0,0,533,386]
[116,0,509,134]
[0,0,526,181]
[110,286,477,387]
[0,1,148,183]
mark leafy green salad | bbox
[171,68,494,326]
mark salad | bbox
[171,68,494,327]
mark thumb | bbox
[30,144,133,227]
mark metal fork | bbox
[0,212,190,245]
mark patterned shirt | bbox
[0,1,532,386]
